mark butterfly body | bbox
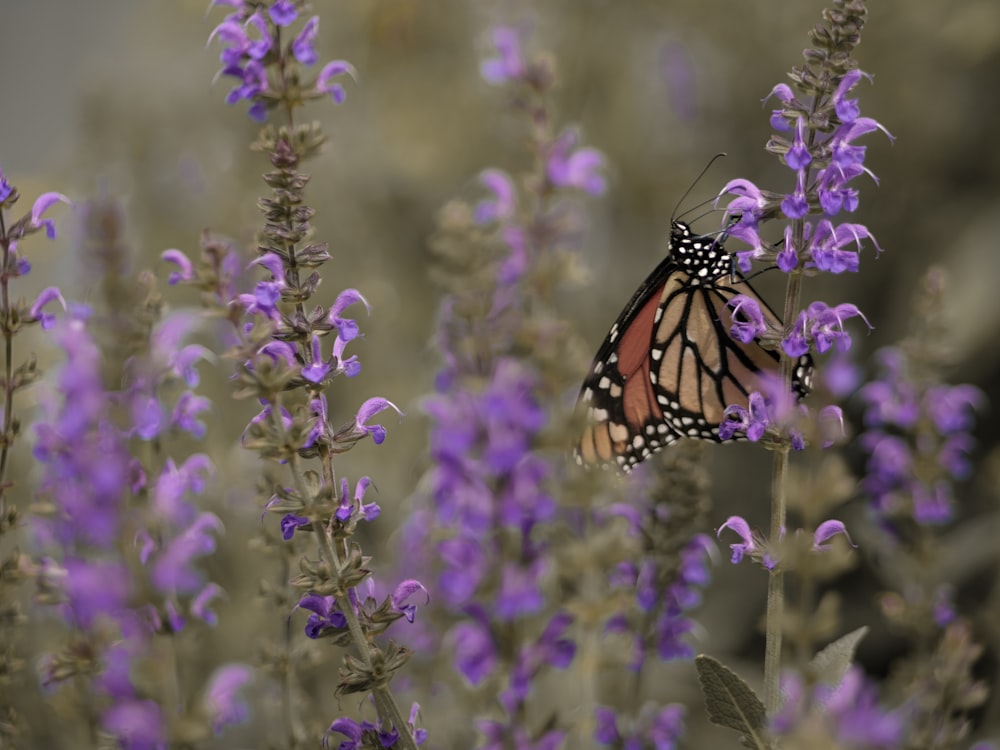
[576,221,810,473]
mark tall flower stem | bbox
[0,213,15,486]
[764,244,806,713]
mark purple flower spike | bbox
[481,26,526,84]
[29,287,66,329]
[316,60,356,103]
[30,192,71,239]
[717,516,757,564]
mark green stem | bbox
[764,445,788,715]
[0,214,14,491]
[764,244,805,715]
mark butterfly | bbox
[575,220,812,473]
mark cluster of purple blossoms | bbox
[708,3,885,584]
[407,24,607,747]
[712,9,888,449]
[602,487,713,665]
[196,3,426,745]
[594,703,685,750]
[859,345,980,527]
[717,516,852,572]
[125,311,229,633]
[771,667,903,749]
[32,308,250,746]
[209,0,355,121]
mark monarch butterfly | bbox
[575,220,812,472]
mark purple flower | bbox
[161,249,195,284]
[773,668,902,747]
[495,560,546,620]
[315,60,356,103]
[204,664,253,734]
[474,169,517,224]
[0,168,12,203]
[328,287,370,342]
[812,519,853,550]
[292,16,319,65]
[103,699,166,750]
[546,129,607,196]
[150,513,223,594]
[717,516,758,564]
[171,391,211,437]
[244,11,272,60]
[783,301,870,357]
[301,334,332,383]
[29,192,71,239]
[832,69,869,123]
[925,384,982,434]
[64,558,130,629]
[718,178,769,225]
[481,26,526,84]
[391,579,429,623]
[452,619,497,685]
[594,707,620,744]
[268,0,297,26]
[29,286,66,329]
[348,397,403,445]
[780,171,809,219]
[192,583,224,625]
[807,219,880,273]
[297,594,346,638]
[786,117,812,170]
[280,513,310,540]
[720,391,769,442]
[727,294,770,343]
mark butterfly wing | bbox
[576,230,813,473]
[648,273,802,441]
[576,256,681,471]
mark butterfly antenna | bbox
[671,152,728,221]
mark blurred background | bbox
[2,0,999,746]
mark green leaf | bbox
[809,626,868,686]
[695,654,771,750]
